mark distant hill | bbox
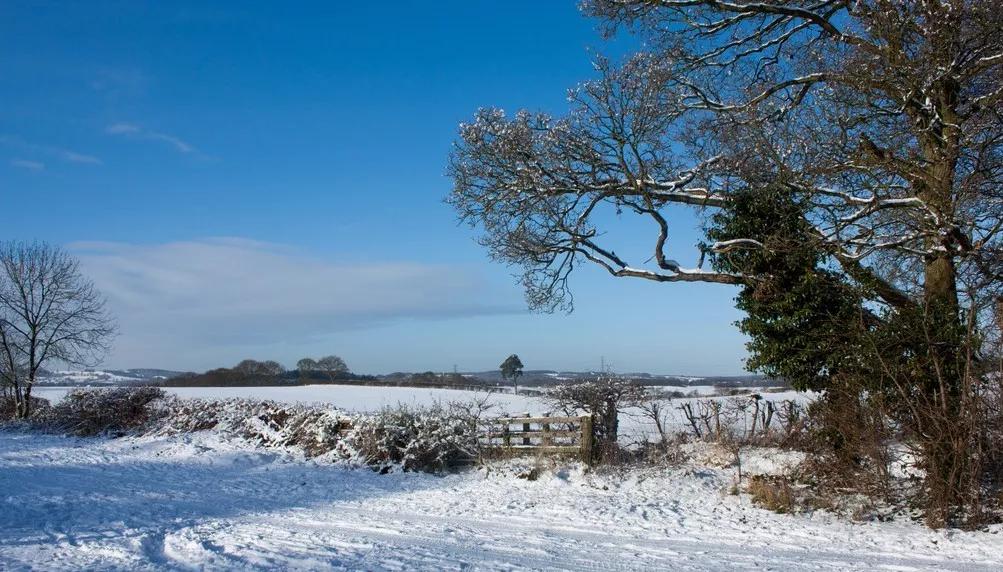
[34,368,185,386]
[457,370,779,388]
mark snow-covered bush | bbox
[155,397,355,458]
[42,387,166,436]
[350,402,479,473]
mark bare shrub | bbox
[775,400,808,448]
[826,301,1003,525]
[628,434,691,467]
[679,399,722,440]
[42,387,166,436]
[548,372,646,462]
[798,386,894,499]
[678,396,807,448]
[634,388,673,443]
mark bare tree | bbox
[449,1,1003,524]
[548,372,646,458]
[316,355,349,382]
[449,2,1002,318]
[0,241,115,418]
[260,360,285,376]
[297,357,318,374]
[233,359,285,377]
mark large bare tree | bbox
[449,1,1002,321]
[0,241,115,418]
[448,1,1003,526]
[316,355,349,382]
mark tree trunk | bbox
[21,384,32,418]
[924,256,959,316]
[921,80,962,320]
[910,81,969,525]
[14,384,27,419]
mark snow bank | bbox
[1,431,1000,571]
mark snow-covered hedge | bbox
[155,397,356,459]
[39,387,166,436]
[158,398,480,472]
[22,387,485,473]
[350,403,479,473]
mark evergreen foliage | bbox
[705,187,865,392]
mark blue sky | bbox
[1,1,749,375]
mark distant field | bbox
[33,384,542,414]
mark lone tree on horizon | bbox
[499,354,524,393]
[316,355,349,382]
[0,241,116,418]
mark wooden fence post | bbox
[580,415,594,464]
[522,412,531,446]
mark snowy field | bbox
[2,430,1001,571]
[29,384,739,410]
[31,384,550,416]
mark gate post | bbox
[522,412,531,446]
[580,415,594,464]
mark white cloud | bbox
[105,123,195,153]
[105,123,141,135]
[0,135,102,165]
[69,238,521,369]
[10,158,44,171]
[60,150,103,164]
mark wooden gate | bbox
[480,413,593,462]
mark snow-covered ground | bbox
[2,430,1000,571]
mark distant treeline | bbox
[378,371,495,391]
[158,358,787,391]
[163,369,375,387]
[163,368,498,390]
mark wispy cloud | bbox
[69,238,521,368]
[105,122,195,153]
[61,151,103,164]
[0,135,102,165]
[10,158,45,171]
